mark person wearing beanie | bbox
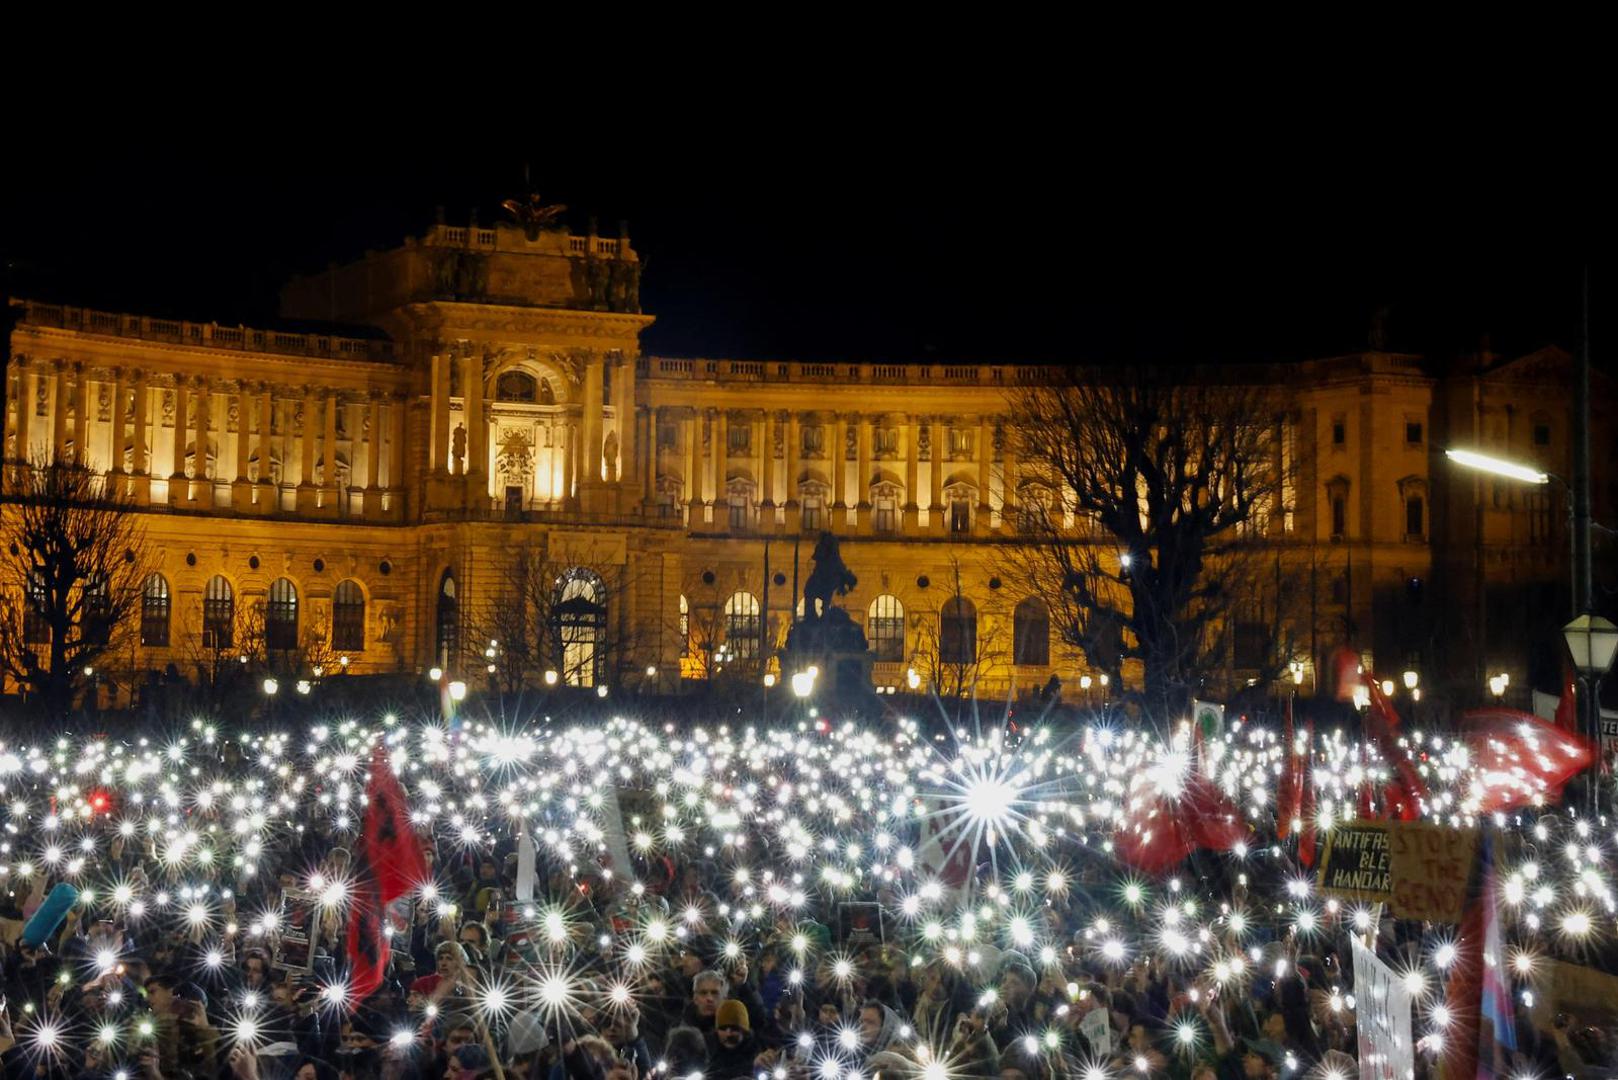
[705,1000,757,1080]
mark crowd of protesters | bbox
[0,726,1614,1080]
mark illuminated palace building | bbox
[4,207,1611,704]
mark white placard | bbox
[1351,935,1414,1080]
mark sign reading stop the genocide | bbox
[1318,821,1479,923]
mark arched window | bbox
[140,573,170,647]
[553,569,607,687]
[1013,597,1050,666]
[332,580,365,652]
[725,591,761,660]
[496,370,538,403]
[266,578,298,652]
[867,594,905,662]
[436,570,459,668]
[940,596,977,665]
[679,594,691,656]
[203,575,235,649]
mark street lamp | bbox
[1402,669,1419,691]
[1444,448,1550,485]
[1488,672,1510,701]
[262,678,278,696]
[1563,615,1618,796]
[448,680,468,703]
[791,668,816,698]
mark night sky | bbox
[3,146,1600,369]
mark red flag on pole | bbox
[1115,773,1246,875]
[1460,708,1594,813]
[347,743,428,1001]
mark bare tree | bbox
[467,543,652,693]
[0,458,151,716]
[1008,368,1295,717]
[910,555,1006,701]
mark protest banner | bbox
[1318,821,1477,923]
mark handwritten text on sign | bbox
[1318,822,1478,923]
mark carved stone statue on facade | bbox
[452,423,467,474]
[603,430,619,482]
[917,422,931,461]
[584,256,611,310]
[500,192,568,241]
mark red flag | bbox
[1364,680,1427,821]
[347,744,428,1001]
[1460,708,1594,813]
[1116,772,1246,875]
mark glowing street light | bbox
[1445,448,1550,485]
[1402,669,1419,691]
[544,670,559,687]
[906,667,921,690]
[791,669,817,699]
[261,678,278,696]
[448,681,468,703]
[1488,672,1510,700]
[428,666,443,682]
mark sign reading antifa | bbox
[1317,821,1479,923]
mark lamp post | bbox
[1563,614,1618,809]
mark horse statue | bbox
[803,531,857,619]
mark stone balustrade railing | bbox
[14,301,397,363]
[636,356,1049,386]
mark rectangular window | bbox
[948,428,974,458]
[801,497,822,531]
[729,496,749,529]
[1331,417,1346,446]
[728,425,750,454]
[1234,621,1270,669]
[1331,496,1346,538]
[802,426,824,455]
[874,496,897,533]
[1405,421,1423,446]
[657,422,677,450]
[875,428,898,456]
[1405,496,1424,538]
[950,498,972,534]
[1533,422,1551,446]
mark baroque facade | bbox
[4,211,1611,705]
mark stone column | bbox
[389,394,406,512]
[976,416,992,521]
[366,397,382,491]
[832,414,847,510]
[463,352,486,496]
[904,414,920,529]
[616,355,637,495]
[1000,418,1018,525]
[560,420,576,508]
[762,412,778,509]
[231,387,251,510]
[71,366,90,467]
[430,353,451,476]
[929,416,945,528]
[13,367,32,465]
[193,379,213,507]
[856,412,871,511]
[685,412,701,516]
[321,391,339,511]
[582,354,605,484]
[713,411,728,513]
[297,388,318,513]
[786,412,801,508]
[109,370,127,478]
[51,364,69,465]
[131,375,150,503]
[257,386,274,510]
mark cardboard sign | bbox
[1318,822,1478,923]
[1351,936,1414,1080]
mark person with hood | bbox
[659,1026,707,1080]
[704,1001,757,1080]
[856,1001,906,1061]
